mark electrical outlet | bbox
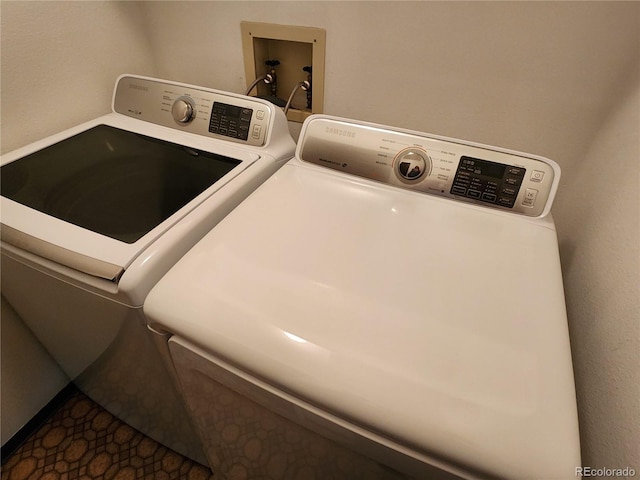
[241,22,325,123]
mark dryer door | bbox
[167,335,439,480]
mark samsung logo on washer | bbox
[325,127,356,139]
[128,83,149,92]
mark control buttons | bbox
[256,110,266,120]
[482,193,497,202]
[394,148,431,182]
[252,125,262,139]
[530,170,545,182]
[450,156,526,209]
[522,188,539,207]
[171,96,196,124]
[468,189,481,199]
[504,177,520,185]
[209,102,253,141]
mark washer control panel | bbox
[298,116,560,217]
[113,75,273,146]
[171,96,196,124]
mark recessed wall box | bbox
[241,21,326,123]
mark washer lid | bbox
[145,161,581,479]
[0,117,257,281]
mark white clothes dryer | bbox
[144,115,581,478]
[0,75,295,463]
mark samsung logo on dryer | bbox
[128,83,149,92]
[325,127,356,139]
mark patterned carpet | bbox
[1,389,217,480]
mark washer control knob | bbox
[172,96,196,124]
[395,148,431,181]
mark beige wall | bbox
[1,0,638,472]
[0,1,157,153]
[140,2,637,160]
[554,76,640,470]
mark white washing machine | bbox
[0,74,295,463]
[144,115,581,479]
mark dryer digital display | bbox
[451,156,525,208]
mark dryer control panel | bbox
[298,116,560,217]
[113,75,274,147]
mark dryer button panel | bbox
[298,117,561,217]
[451,157,526,208]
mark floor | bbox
[1,389,216,480]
